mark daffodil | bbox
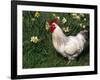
[62,17,67,24]
[34,11,40,18]
[52,13,56,17]
[84,18,86,21]
[80,13,85,17]
[80,24,86,28]
[62,27,70,32]
[57,16,60,20]
[82,25,86,28]
[71,13,77,16]
[79,23,82,27]
[31,18,35,21]
[30,36,40,43]
[45,21,49,31]
[71,13,80,20]
[74,15,80,20]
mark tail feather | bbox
[79,29,89,40]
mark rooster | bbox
[48,18,88,63]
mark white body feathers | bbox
[52,23,86,60]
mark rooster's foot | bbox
[67,60,71,64]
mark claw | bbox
[67,60,71,64]
[67,57,75,64]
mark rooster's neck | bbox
[52,25,67,54]
[52,25,65,37]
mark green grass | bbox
[22,11,89,68]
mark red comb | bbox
[48,18,58,26]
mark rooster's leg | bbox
[67,60,71,64]
[67,57,75,64]
[63,57,71,64]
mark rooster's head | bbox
[48,18,58,33]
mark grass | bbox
[22,11,89,68]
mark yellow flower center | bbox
[34,11,40,17]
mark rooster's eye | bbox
[50,24,56,32]
[51,24,55,28]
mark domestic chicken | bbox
[48,18,88,63]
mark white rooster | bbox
[48,18,88,63]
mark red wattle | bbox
[50,25,56,33]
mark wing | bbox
[64,36,80,55]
